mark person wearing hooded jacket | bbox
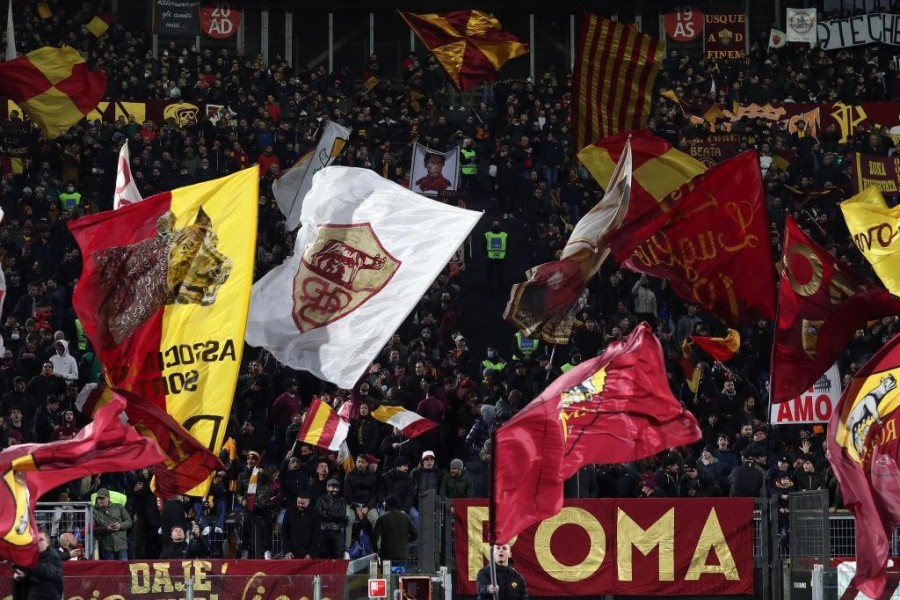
[48,339,79,384]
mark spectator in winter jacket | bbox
[283,491,321,559]
[411,450,445,497]
[378,456,416,512]
[373,495,417,562]
[316,479,347,559]
[93,488,133,559]
[12,529,63,600]
[465,404,494,459]
[439,458,474,499]
[795,458,825,492]
[344,454,380,510]
[159,523,208,559]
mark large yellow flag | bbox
[70,169,258,496]
[841,187,900,295]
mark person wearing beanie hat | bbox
[439,458,474,499]
[412,450,445,497]
[316,478,348,558]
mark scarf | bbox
[245,466,259,511]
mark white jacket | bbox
[49,339,79,383]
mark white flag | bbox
[5,0,15,61]
[786,8,817,46]
[113,140,143,210]
[246,167,481,388]
[768,28,787,49]
[273,120,351,231]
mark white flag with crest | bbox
[113,140,143,210]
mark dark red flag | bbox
[610,151,777,328]
[827,333,900,599]
[491,323,701,544]
[0,395,164,567]
[770,216,900,403]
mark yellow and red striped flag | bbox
[400,10,527,92]
[0,46,105,138]
[69,168,258,497]
[573,16,663,150]
[371,405,438,438]
[298,397,350,452]
[691,329,741,363]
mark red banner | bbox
[849,152,900,195]
[456,498,754,596]
[704,13,746,59]
[0,558,349,599]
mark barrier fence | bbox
[11,495,890,599]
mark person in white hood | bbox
[49,339,79,383]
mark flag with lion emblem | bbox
[828,333,900,599]
[69,168,258,496]
[246,167,481,389]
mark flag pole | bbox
[488,426,499,600]
[545,345,557,383]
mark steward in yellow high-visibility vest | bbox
[485,221,507,293]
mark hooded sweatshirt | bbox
[49,339,79,383]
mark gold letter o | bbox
[534,507,605,582]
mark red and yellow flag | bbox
[691,329,741,363]
[0,395,164,567]
[69,168,258,496]
[400,10,527,92]
[298,397,350,452]
[770,216,900,403]
[491,323,701,544]
[828,333,900,599]
[86,13,114,37]
[611,151,777,328]
[0,46,105,138]
[577,129,705,243]
[573,16,663,150]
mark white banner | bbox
[770,363,842,425]
[817,13,900,50]
[408,142,460,196]
[113,140,143,210]
[786,8,818,46]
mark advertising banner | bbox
[849,152,900,195]
[454,498,754,596]
[770,363,842,425]
[0,558,349,600]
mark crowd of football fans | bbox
[1,3,900,561]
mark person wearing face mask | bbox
[481,344,508,378]
[58,182,81,213]
[484,220,507,293]
[560,349,582,373]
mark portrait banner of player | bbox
[409,143,459,197]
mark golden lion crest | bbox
[95,207,232,347]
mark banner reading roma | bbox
[0,558,349,600]
[849,152,900,195]
[455,498,753,596]
[70,169,258,496]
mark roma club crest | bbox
[292,223,400,332]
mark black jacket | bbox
[159,535,208,559]
[476,563,528,600]
[284,505,321,558]
[16,547,63,600]
[344,468,379,508]
[378,469,416,512]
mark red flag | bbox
[0,395,164,567]
[400,11,527,92]
[491,323,701,544]
[691,329,741,363]
[827,333,900,599]
[770,216,900,403]
[573,16,663,151]
[611,151,777,328]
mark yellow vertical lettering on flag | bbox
[841,187,900,296]
[159,168,258,497]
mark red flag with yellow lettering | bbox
[610,151,777,328]
[770,216,900,403]
[0,396,164,567]
[491,323,701,544]
[70,169,258,496]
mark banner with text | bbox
[850,152,900,195]
[817,13,900,51]
[454,498,754,596]
[770,363,842,425]
[704,13,746,59]
[154,0,200,37]
[0,558,350,600]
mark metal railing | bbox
[34,501,94,559]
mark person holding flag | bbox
[476,543,528,600]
